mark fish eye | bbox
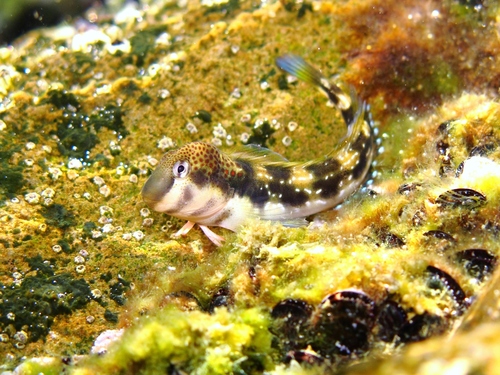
[173,161,190,178]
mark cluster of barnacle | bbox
[185,106,298,151]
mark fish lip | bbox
[141,195,159,205]
[140,186,157,203]
[141,195,161,212]
[141,172,174,204]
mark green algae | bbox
[129,27,169,67]
[88,105,127,137]
[246,119,276,147]
[203,0,241,16]
[75,307,274,375]
[41,203,76,229]
[6,357,64,375]
[46,91,127,159]
[0,138,25,200]
[193,109,213,123]
[0,271,92,342]
[108,276,132,306]
[0,165,24,200]
[103,309,119,323]
[45,90,80,110]
[57,238,74,254]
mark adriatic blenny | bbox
[142,55,375,246]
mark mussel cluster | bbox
[269,243,497,367]
[269,291,446,366]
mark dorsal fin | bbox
[229,144,291,165]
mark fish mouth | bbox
[141,172,174,207]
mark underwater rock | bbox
[2,0,500,373]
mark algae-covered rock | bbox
[2,0,500,374]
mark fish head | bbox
[141,142,230,221]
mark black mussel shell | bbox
[436,188,486,209]
[427,265,467,312]
[423,230,455,242]
[374,300,408,343]
[313,291,376,356]
[456,249,497,281]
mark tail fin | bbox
[276,54,360,126]
[278,54,374,142]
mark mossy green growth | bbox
[0,165,24,199]
[53,112,99,159]
[88,105,128,138]
[45,90,128,159]
[246,119,276,148]
[45,90,81,110]
[6,357,63,375]
[75,307,274,375]
[203,0,241,15]
[397,58,460,100]
[40,203,76,229]
[129,26,168,66]
[193,109,213,123]
[0,271,92,342]
[0,137,25,200]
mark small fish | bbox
[142,54,375,246]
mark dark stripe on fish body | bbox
[190,169,209,187]
[350,132,373,180]
[231,159,271,206]
[210,170,233,196]
[305,158,341,179]
[230,161,310,207]
[271,181,309,206]
[352,149,369,180]
[183,186,194,203]
[341,106,355,126]
[311,170,350,199]
[190,197,218,217]
[214,209,232,225]
[266,165,309,207]
[264,165,291,181]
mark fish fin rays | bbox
[276,53,372,160]
[230,144,291,164]
[276,54,350,110]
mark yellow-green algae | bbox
[2,0,500,374]
[77,307,273,374]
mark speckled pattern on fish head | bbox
[142,141,243,223]
[186,142,244,179]
[180,142,219,176]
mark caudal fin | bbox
[276,54,374,157]
[276,54,350,109]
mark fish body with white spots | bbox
[142,55,376,246]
